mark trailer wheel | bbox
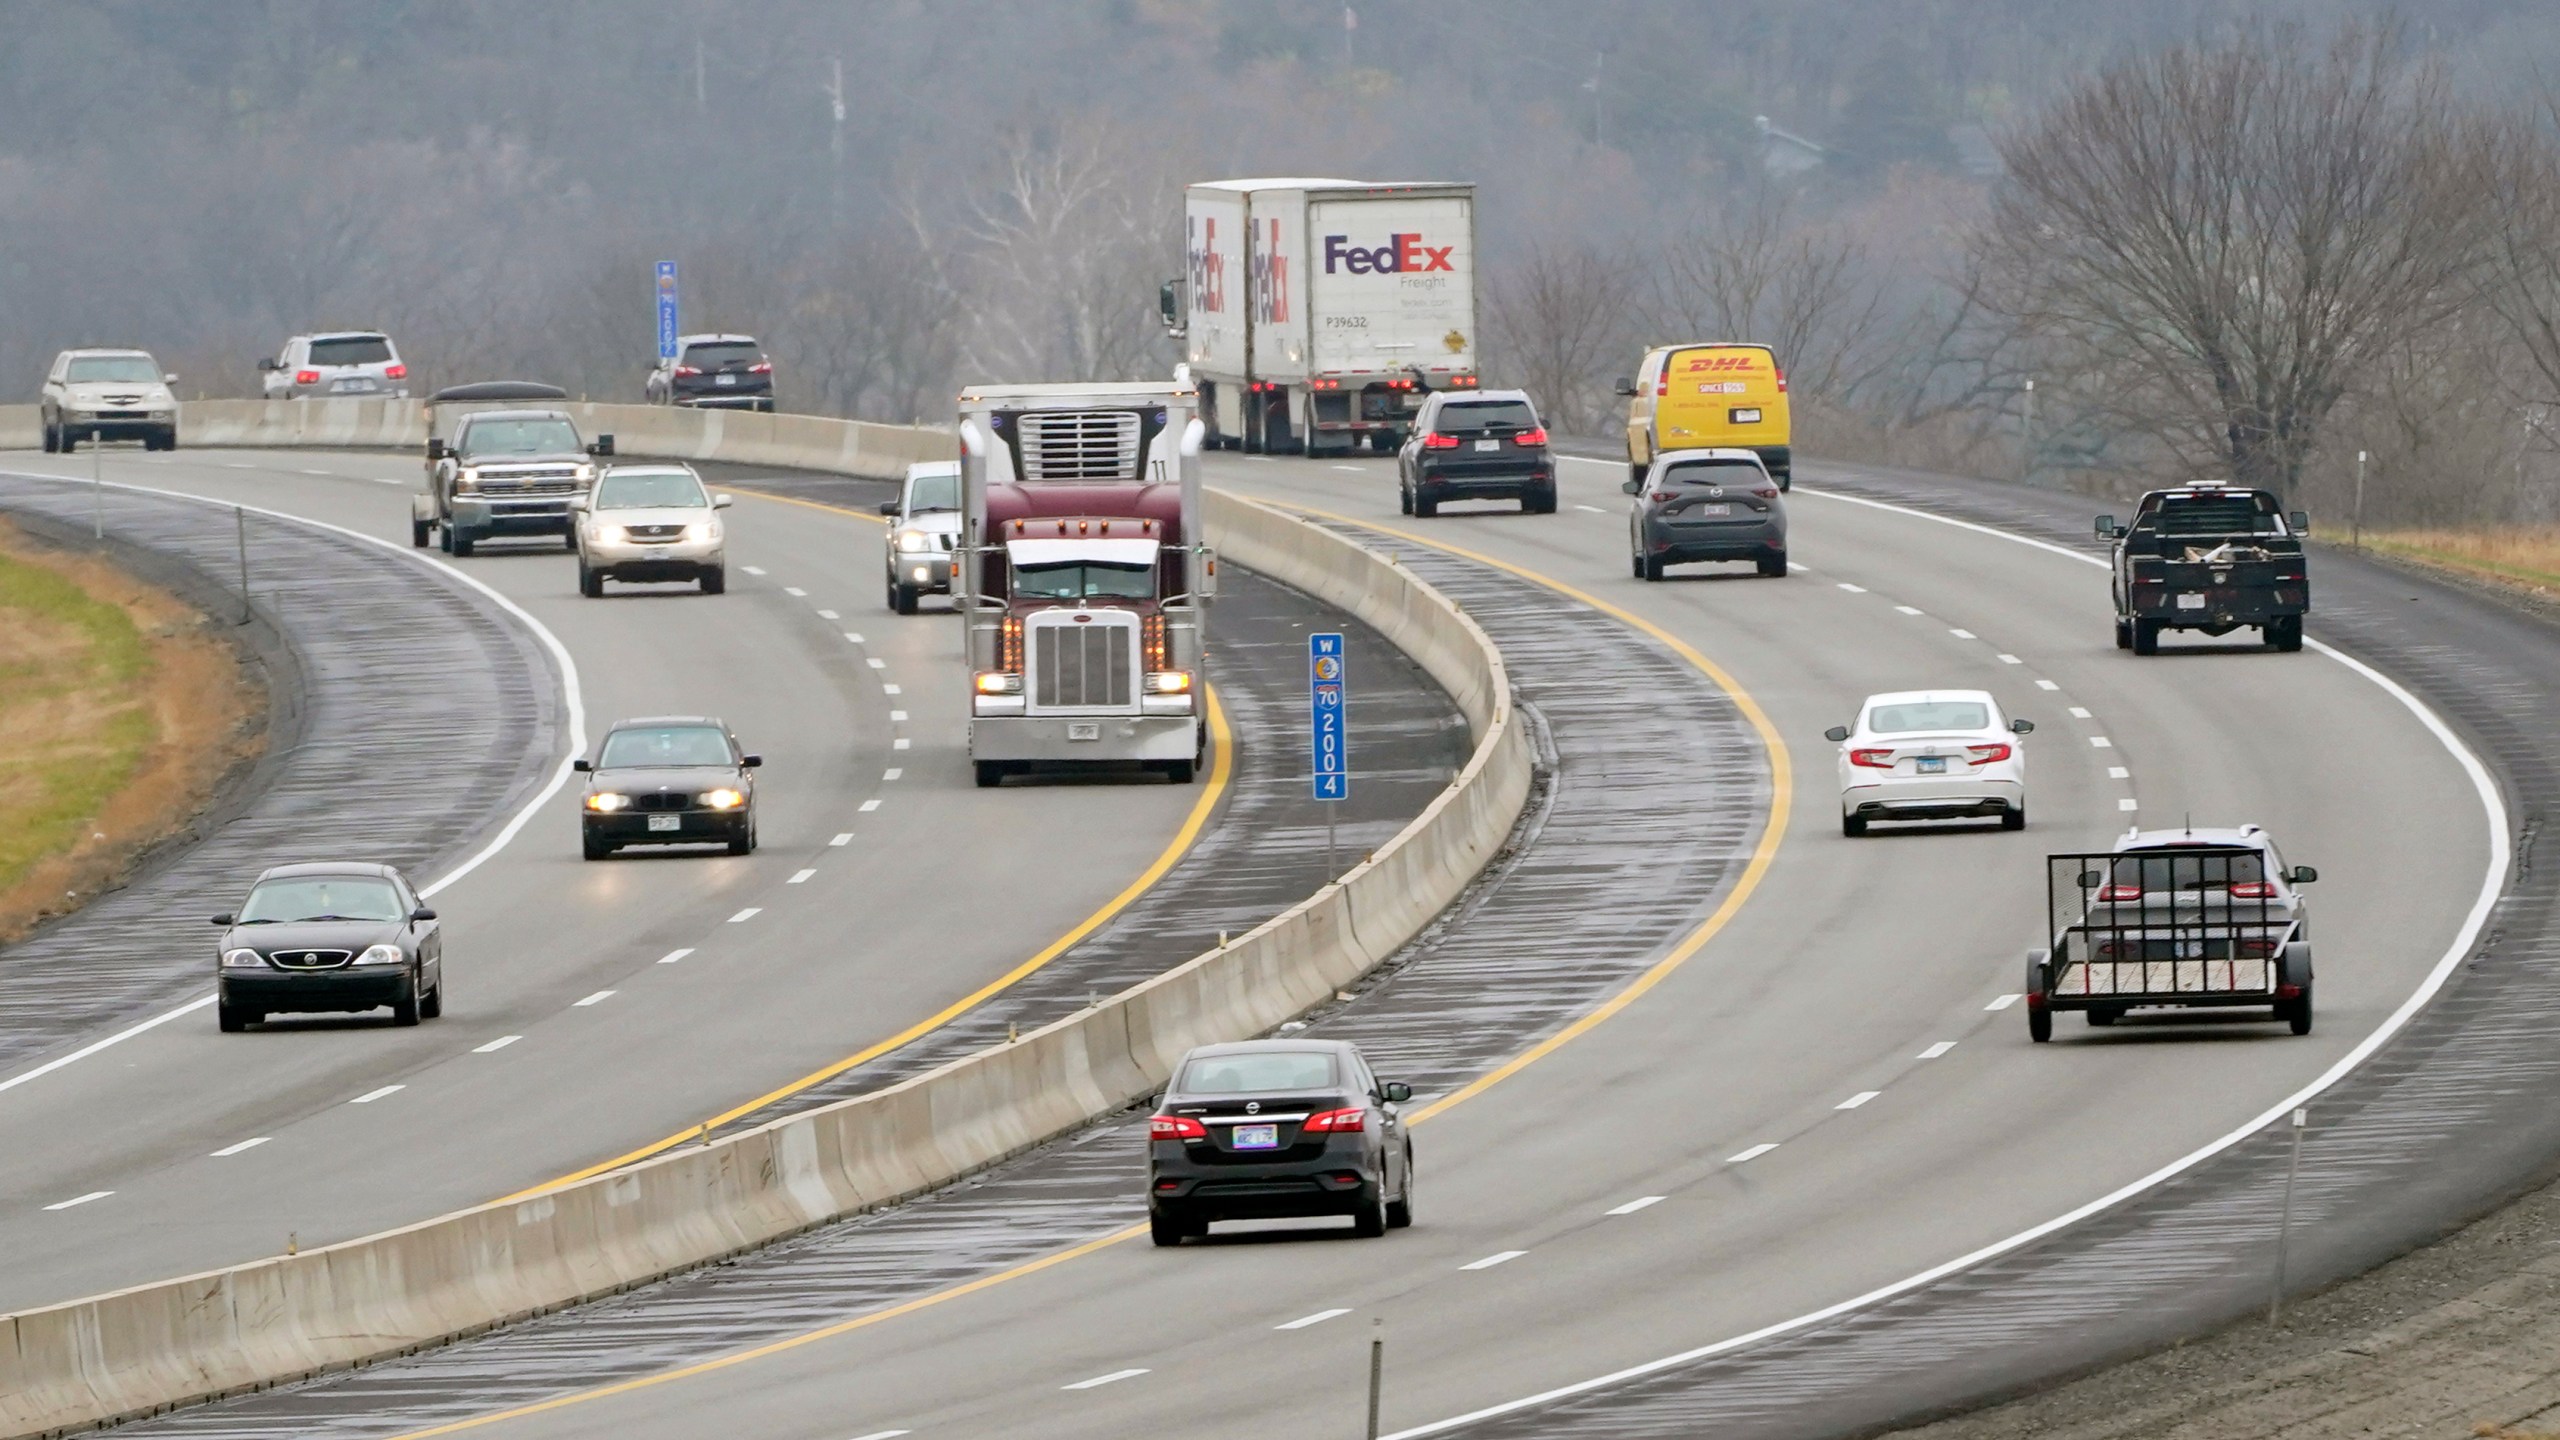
[2285,985,2314,1035]
[2115,617,2132,650]
[974,761,1005,789]
[2028,1006,2053,1043]
[2131,618,2160,655]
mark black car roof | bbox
[254,861,399,881]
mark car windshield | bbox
[238,877,402,924]
[461,418,581,456]
[905,473,960,513]
[1867,700,1991,733]
[683,342,762,368]
[2108,849,2269,888]
[309,336,393,367]
[1179,1051,1338,1094]
[1012,560,1155,600]
[65,356,160,383]
[1661,461,1760,486]
[598,726,732,768]
[1434,400,1536,434]
[594,471,707,509]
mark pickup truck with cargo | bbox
[2100,484,2309,654]
[409,382,614,555]
[956,381,1214,786]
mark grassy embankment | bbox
[0,521,260,940]
[2360,528,2560,603]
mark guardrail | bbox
[0,400,956,479]
[0,438,1530,1436]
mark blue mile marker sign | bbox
[656,261,680,360]
[1310,632,1349,801]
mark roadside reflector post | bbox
[235,506,252,625]
[91,440,103,539]
[1366,1317,1385,1439]
[2269,1106,2308,1324]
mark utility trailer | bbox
[2025,838,2318,1042]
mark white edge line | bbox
[1385,486,2512,1440]
[0,471,587,1101]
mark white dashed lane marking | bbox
[866,658,887,670]
[1062,1369,1148,1391]
[2108,767,2130,779]
[1461,1251,1527,1271]
[1949,628,1975,639]
[43,1191,112,1211]
[210,1137,269,1157]
[1918,1041,1958,1059]
[882,683,901,695]
[2068,706,2092,718]
[784,586,807,597]
[1276,1308,1352,1330]
[574,991,614,1007]
[1894,605,1923,616]
[1837,1091,1880,1110]
[1726,1143,1779,1163]
[728,908,761,923]
[2090,736,2114,748]
[658,948,694,964]
[893,738,910,750]
[789,869,816,884]
[883,768,903,781]
[1574,504,1608,514]
[350,1085,403,1104]
[1997,653,2022,664]
[473,1035,522,1052]
[742,566,766,576]
[829,833,853,847]
[2035,679,2060,690]
[1606,1195,1665,1216]
[859,800,882,813]
[816,609,839,620]
[2119,798,2140,811]
[889,710,907,721]
[1986,993,2024,1011]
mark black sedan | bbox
[1398,389,1555,517]
[578,716,761,860]
[213,863,443,1031]
[1146,1038,1413,1245]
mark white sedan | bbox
[1825,689,2032,836]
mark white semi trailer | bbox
[1166,178,1478,458]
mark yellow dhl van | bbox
[1616,343,1792,490]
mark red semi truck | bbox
[957,381,1214,787]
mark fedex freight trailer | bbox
[1176,179,1478,458]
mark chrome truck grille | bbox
[1026,610,1137,710]
[1017,410,1140,481]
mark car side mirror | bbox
[1823,725,1850,742]
[1379,1081,1412,1103]
[571,758,592,772]
[714,494,733,509]
[210,913,234,926]
[410,907,437,923]
[257,358,278,371]
[2078,871,2105,888]
[589,435,616,457]
[164,373,178,385]
[741,754,763,768]
[1620,478,1642,495]
[2094,515,2115,537]
[2290,865,2318,884]
[1612,377,1637,397]
[878,500,900,517]
[2010,718,2035,734]
[2289,510,2309,534]
[426,438,449,460]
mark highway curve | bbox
[94,447,2501,1440]
[0,445,1451,1317]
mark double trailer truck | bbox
[957,381,1214,787]
[1167,179,1478,458]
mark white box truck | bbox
[1168,179,1478,458]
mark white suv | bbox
[41,349,179,453]
[259,332,409,400]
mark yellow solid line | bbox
[396,499,1787,1436]
[730,486,889,525]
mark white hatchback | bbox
[1826,689,2032,836]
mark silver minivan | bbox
[260,332,409,399]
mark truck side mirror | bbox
[2010,718,2035,734]
[2289,510,2309,534]
[1823,725,1850,742]
[877,500,900,517]
[588,435,616,457]
[2289,865,2318,884]
[426,437,449,460]
[1620,477,1642,495]
[2093,514,2115,536]
[1612,377,1637,397]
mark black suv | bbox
[577,716,762,859]
[1146,1039,1413,1245]
[647,334,774,412]
[1397,389,1555,516]
[212,863,443,1031]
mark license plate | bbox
[2176,593,2206,610]
[1474,438,1500,451]
[1231,1124,1279,1150]
[1915,756,1947,774]
[1400,392,1425,408]
[647,813,680,832]
[332,379,373,393]
[1067,721,1101,741]
[1693,502,1731,517]
[715,374,737,386]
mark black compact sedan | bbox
[1398,389,1555,517]
[578,716,761,860]
[213,863,443,1031]
[1146,1039,1413,1246]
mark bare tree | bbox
[1484,241,1635,435]
[949,118,1175,384]
[1643,187,1895,402]
[1978,25,2500,497]
[2480,99,2560,407]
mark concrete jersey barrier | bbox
[0,485,1531,1437]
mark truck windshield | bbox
[238,877,403,924]
[1867,700,1990,733]
[905,473,960,512]
[1013,561,1156,600]
[462,419,581,456]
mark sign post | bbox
[1310,632,1349,877]
[655,261,680,362]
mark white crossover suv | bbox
[574,464,730,597]
[41,349,179,452]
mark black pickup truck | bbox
[2100,485,2309,654]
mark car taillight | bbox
[1753,486,1778,499]
[749,361,772,374]
[1514,427,1548,445]
[1649,490,1676,502]
[294,369,319,385]
[1301,1107,1365,1134]
[1149,1115,1207,1141]
[384,363,407,380]
[2238,938,2279,957]
[1776,368,1789,394]
[1422,433,1459,449]
[2097,885,2144,902]
[2228,881,2277,899]
[1966,743,2012,765]
[674,364,701,377]
[1849,748,1894,769]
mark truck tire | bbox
[411,517,432,548]
[1163,759,1195,784]
[1629,459,1647,491]
[2131,618,2160,655]
[40,419,58,453]
[2270,615,2304,652]
[974,761,1005,788]
[2115,617,2132,650]
[449,527,475,558]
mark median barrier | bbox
[0,485,1530,1439]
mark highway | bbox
[102,447,2502,1440]
[0,445,1455,1314]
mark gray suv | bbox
[260,332,409,400]
[1627,447,1789,580]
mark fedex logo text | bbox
[1323,233,1455,275]
[1187,215,1228,314]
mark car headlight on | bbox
[1146,671,1193,694]
[684,522,716,543]
[221,948,267,969]
[600,525,630,543]
[585,792,630,812]
[699,787,746,810]
[353,944,405,967]
[896,530,932,553]
[454,467,480,493]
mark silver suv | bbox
[41,349,179,452]
[880,461,960,613]
[260,332,409,400]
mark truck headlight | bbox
[574,462,596,483]
[585,792,629,812]
[221,948,266,969]
[975,672,1022,695]
[454,467,480,493]
[897,530,932,553]
[699,787,745,810]
[353,944,405,967]
[1146,671,1193,694]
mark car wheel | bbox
[1414,490,1438,518]
[582,829,614,861]
[421,971,444,1021]
[449,527,475,557]
[2115,617,2132,650]
[438,520,454,554]
[391,971,422,1027]
[217,999,249,1033]
[1842,813,1868,837]
[1641,554,1666,582]
[2002,804,2026,832]
[2028,1005,2053,1043]
[2270,615,2304,652]
[1352,1181,1390,1238]
[157,428,178,451]
[1527,488,1557,515]
[1757,550,1788,577]
[700,566,726,595]
[2286,985,2315,1036]
[2131,618,2160,654]
[1386,1153,1415,1229]
[40,419,58,453]
[728,814,755,856]
[60,426,78,453]
[1148,1203,1192,1247]
[974,761,1004,788]
[579,562,603,598]
[410,517,432,548]
[1398,481,1413,516]
[894,583,918,615]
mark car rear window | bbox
[599,726,732,768]
[1659,460,1761,486]
[1434,400,1536,434]
[1178,1051,1338,1094]
[239,877,402,924]
[1867,701,1990,733]
[309,336,393,367]
[683,341,763,368]
[2140,494,2279,536]
[594,471,708,509]
[2108,849,2269,887]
